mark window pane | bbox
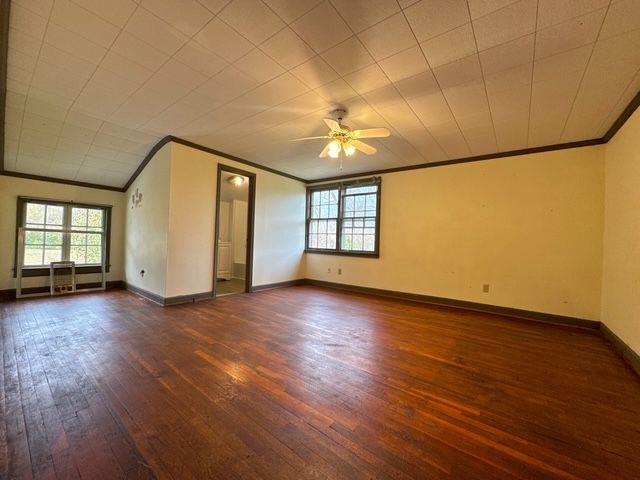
[365,194,376,211]
[327,234,336,249]
[87,209,103,229]
[342,234,352,250]
[344,197,354,217]
[307,182,379,253]
[46,205,64,227]
[72,207,87,227]
[45,232,63,245]
[345,185,377,194]
[308,234,317,248]
[43,246,62,264]
[24,247,43,266]
[86,246,102,264]
[87,233,101,246]
[364,235,375,251]
[26,203,45,224]
[70,245,86,264]
[25,231,43,245]
[71,232,87,245]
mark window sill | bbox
[13,265,111,278]
[304,249,379,258]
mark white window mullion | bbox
[62,205,71,262]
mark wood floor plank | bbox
[1,286,640,479]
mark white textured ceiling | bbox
[3,0,640,187]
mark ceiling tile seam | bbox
[139,1,633,163]
[10,19,162,97]
[396,1,473,157]
[338,9,451,163]
[188,89,339,148]
[141,4,404,145]
[7,4,150,184]
[25,0,235,185]
[68,0,129,30]
[319,1,439,163]
[225,22,437,163]
[145,67,313,142]
[61,4,231,185]
[256,27,315,70]
[464,0,500,153]
[465,0,521,24]
[5,0,640,189]
[196,0,233,16]
[174,2,584,142]
[325,3,447,162]
[49,3,143,186]
[525,0,540,147]
[130,7,342,140]
[257,0,323,28]
[558,0,613,142]
[535,1,614,31]
[12,0,57,178]
[97,5,220,120]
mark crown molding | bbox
[0,170,124,191]
[305,138,606,184]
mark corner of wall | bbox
[600,106,640,356]
[123,142,172,298]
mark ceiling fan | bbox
[291,109,390,160]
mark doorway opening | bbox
[213,165,255,297]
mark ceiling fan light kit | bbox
[291,109,391,167]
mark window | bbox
[15,198,111,276]
[306,178,380,256]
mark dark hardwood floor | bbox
[1,285,639,479]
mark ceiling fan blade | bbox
[319,143,331,158]
[352,140,377,155]
[290,136,331,141]
[352,127,390,139]
[323,118,344,132]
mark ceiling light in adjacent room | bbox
[228,175,246,187]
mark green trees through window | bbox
[306,178,380,256]
[22,200,106,267]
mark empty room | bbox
[1,0,640,478]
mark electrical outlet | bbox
[338,268,342,275]
[483,284,489,293]
[327,268,331,274]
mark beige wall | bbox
[165,143,306,297]
[306,146,605,320]
[124,143,172,297]
[0,175,125,290]
[602,108,640,354]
